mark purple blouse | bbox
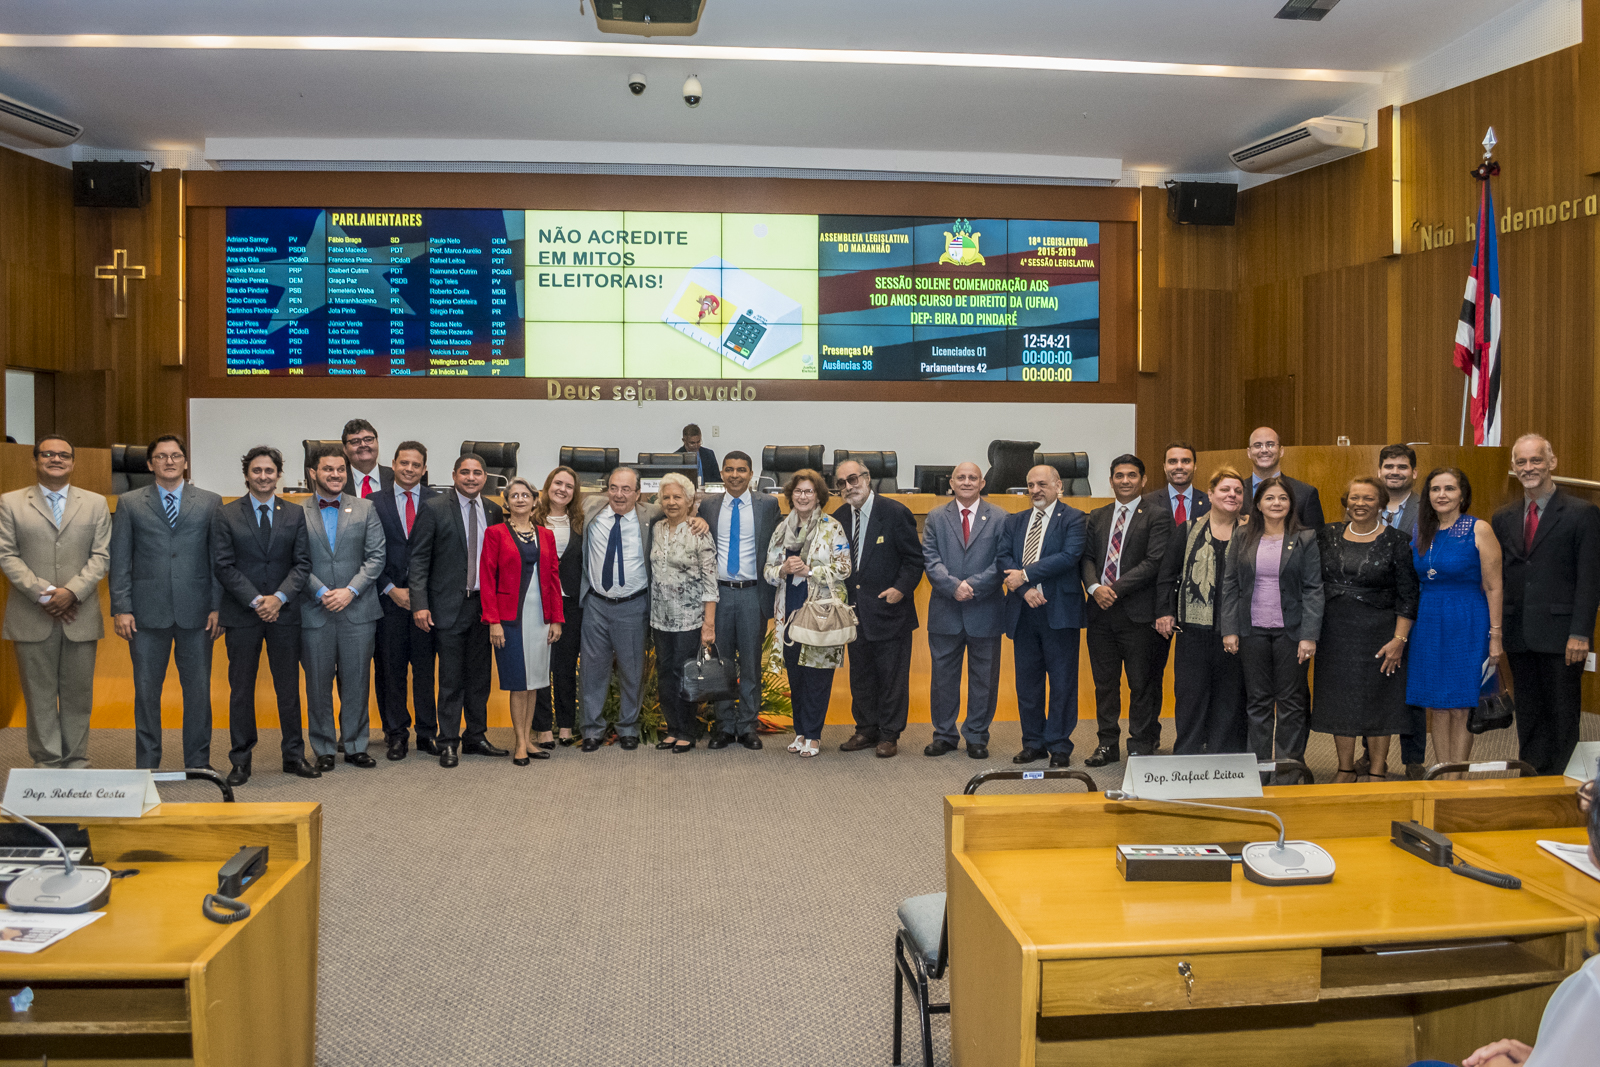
[1250,536,1285,629]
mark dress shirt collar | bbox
[1031,499,1057,523]
[37,484,67,501]
[394,482,420,503]
[1525,485,1556,514]
[455,489,482,511]
[351,465,380,494]
[159,482,183,506]
[248,491,276,509]
[1168,484,1191,508]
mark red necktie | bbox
[1525,500,1539,551]
[404,490,416,536]
[1173,493,1187,525]
[360,474,374,498]
[962,507,972,544]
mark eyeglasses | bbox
[345,435,378,446]
[838,472,869,488]
[151,453,186,463]
[36,451,73,461]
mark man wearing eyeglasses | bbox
[341,419,393,501]
[1240,427,1324,528]
[834,460,923,759]
[0,437,111,768]
[110,434,225,770]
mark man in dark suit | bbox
[1081,455,1175,766]
[834,459,923,758]
[342,418,393,501]
[674,423,719,486]
[922,462,1007,759]
[211,445,317,785]
[1142,441,1211,525]
[1491,434,1600,776]
[998,464,1088,767]
[409,452,509,767]
[1242,426,1324,528]
[697,450,780,747]
[370,441,439,761]
[110,434,224,770]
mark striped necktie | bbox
[1104,505,1129,584]
[1023,508,1046,567]
[48,491,63,527]
[163,492,178,527]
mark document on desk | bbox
[0,908,105,953]
[1537,840,1600,882]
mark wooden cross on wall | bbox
[94,249,146,319]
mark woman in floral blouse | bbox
[649,472,718,753]
[764,469,852,758]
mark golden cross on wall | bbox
[94,249,147,319]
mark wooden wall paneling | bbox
[1399,245,1468,446]
[1243,374,1298,446]
[1135,288,1236,461]
[1299,261,1389,447]
[1581,0,1600,176]
[1139,186,1163,374]
[0,146,77,374]
[54,369,112,449]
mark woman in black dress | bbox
[532,466,585,749]
[1310,476,1419,782]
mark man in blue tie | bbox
[698,451,780,747]
[675,424,719,486]
[109,434,224,770]
[577,468,663,751]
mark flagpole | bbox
[1459,379,1470,446]
[1455,127,1500,447]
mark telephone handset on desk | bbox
[1391,820,1522,889]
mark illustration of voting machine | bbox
[662,257,803,371]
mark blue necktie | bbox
[728,498,741,579]
[602,514,624,590]
[163,492,178,527]
[48,492,63,527]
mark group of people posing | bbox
[1,421,1595,786]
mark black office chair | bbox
[983,439,1041,495]
[1034,451,1092,496]
[832,449,899,493]
[301,439,344,475]
[636,452,696,467]
[558,446,620,490]
[913,464,956,497]
[463,441,519,493]
[1423,759,1538,780]
[110,444,155,494]
[760,445,825,491]
[892,767,1095,1067]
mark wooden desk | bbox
[0,802,320,1067]
[1453,828,1600,944]
[946,780,1590,1067]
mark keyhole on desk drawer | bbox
[1177,961,1194,1000]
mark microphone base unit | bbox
[1241,841,1337,886]
[1116,844,1234,882]
[4,864,114,913]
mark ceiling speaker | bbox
[1166,182,1237,227]
[73,162,152,209]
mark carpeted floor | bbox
[1,716,1593,1067]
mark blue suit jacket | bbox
[997,501,1088,636]
[370,485,439,617]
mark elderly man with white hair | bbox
[1490,433,1600,775]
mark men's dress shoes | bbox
[875,740,898,759]
[839,732,878,752]
[738,735,763,750]
[386,737,408,761]
[966,744,989,761]
[225,765,251,787]
[707,733,734,750]
[618,737,639,751]
[1083,746,1120,768]
[1012,747,1048,765]
[1049,752,1072,768]
[438,744,460,768]
[315,754,336,772]
[1126,744,1156,758]
[580,738,602,753]
[344,751,377,768]
[924,739,958,757]
[414,737,440,756]
[284,758,321,779]
[463,739,509,758]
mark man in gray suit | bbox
[300,444,386,770]
[110,434,223,770]
[921,462,1007,760]
[578,467,663,751]
[0,437,111,768]
[697,451,779,748]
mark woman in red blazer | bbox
[481,477,565,765]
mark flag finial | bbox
[1482,127,1497,159]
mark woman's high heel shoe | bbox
[513,754,531,766]
[557,735,576,747]
[538,741,556,750]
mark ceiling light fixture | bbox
[1274,0,1343,22]
[0,34,1386,85]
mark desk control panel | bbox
[1116,844,1234,882]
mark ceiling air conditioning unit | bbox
[0,92,83,150]
[1229,116,1364,174]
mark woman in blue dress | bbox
[1405,467,1503,776]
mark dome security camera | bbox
[682,75,702,108]
[628,72,646,96]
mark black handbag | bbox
[680,643,740,705]
[1469,656,1515,735]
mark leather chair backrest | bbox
[462,441,519,491]
[760,444,826,487]
[832,449,900,493]
[636,452,695,466]
[1034,451,1092,496]
[302,439,345,477]
[558,446,620,474]
[109,444,156,495]
[983,439,1042,495]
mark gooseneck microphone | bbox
[1103,789,1337,886]
[0,804,114,913]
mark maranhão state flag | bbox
[1454,179,1503,446]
